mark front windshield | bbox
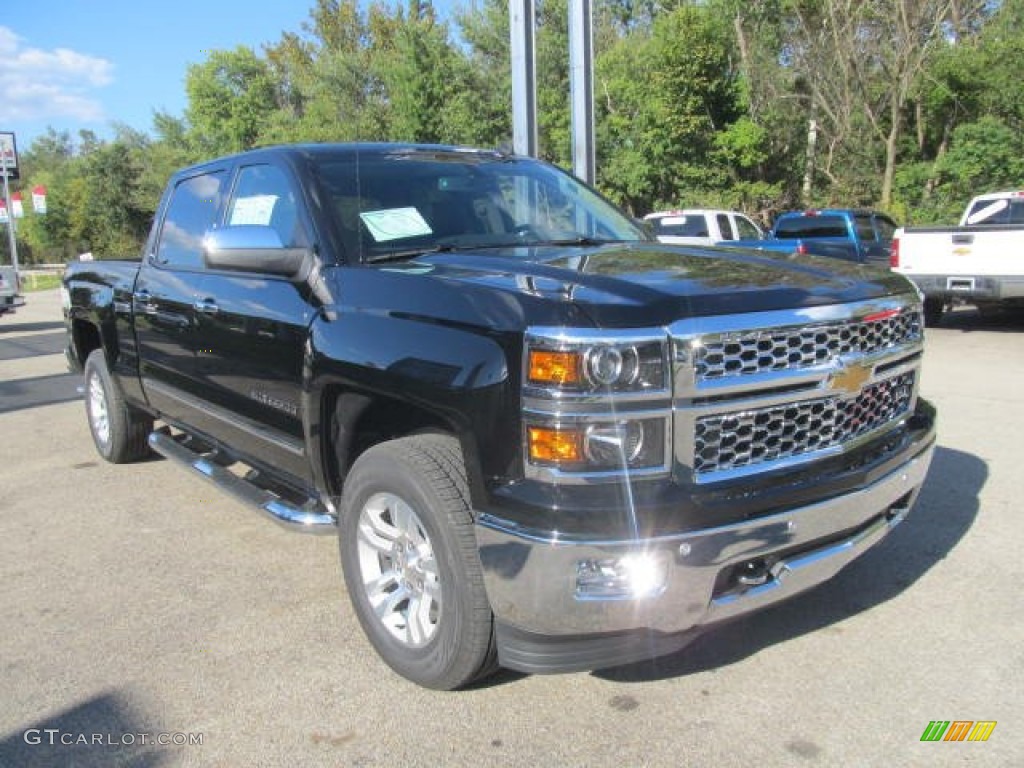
[313,148,649,262]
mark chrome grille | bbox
[694,372,916,474]
[695,308,922,380]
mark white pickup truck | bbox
[0,266,24,317]
[891,191,1024,325]
[644,208,765,246]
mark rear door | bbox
[135,167,228,424]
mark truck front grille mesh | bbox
[694,308,922,381]
[694,372,915,474]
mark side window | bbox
[735,215,762,240]
[873,215,897,242]
[227,164,308,248]
[716,213,734,240]
[1009,201,1024,224]
[853,214,876,243]
[156,171,226,269]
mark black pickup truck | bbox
[63,143,936,689]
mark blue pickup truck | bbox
[724,209,899,265]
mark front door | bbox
[190,162,317,483]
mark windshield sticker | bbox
[230,195,278,226]
[661,216,688,226]
[360,207,432,242]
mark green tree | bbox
[596,3,745,214]
[185,46,278,154]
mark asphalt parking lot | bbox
[1,289,1021,767]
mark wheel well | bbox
[324,389,484,505]
[72,319,103,365]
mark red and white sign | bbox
[11,192,23,219]
[0,198,7,224]
[0,132,18,180]
[32,185,47,214]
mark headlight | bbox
[523,328,671,481]
[526,340,666,393]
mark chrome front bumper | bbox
[477,444,933,641]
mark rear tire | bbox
[84,349,152,463]
[338,434,498,690]
[923,297,944,327]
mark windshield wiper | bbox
[363,244,457,264]
[363,237,630,263]
[525,236,630,247]
[363,241,540,263]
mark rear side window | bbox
[775,215,847,239]
[156,171,226,269]
[873,215,897,241]
[854,214,876,243]
[650,215,709,237]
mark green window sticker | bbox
[360,207,433,242]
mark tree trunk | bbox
[882,100,900,208]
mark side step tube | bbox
[148,431,337,534]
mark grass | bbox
[18,272,63,292]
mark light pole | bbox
[1,174,19,275]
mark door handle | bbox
[194,298,220,315]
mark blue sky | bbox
[1,1,458,154]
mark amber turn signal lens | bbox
[528,427,583,464]
[528,350,581,386]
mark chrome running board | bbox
[148,430,336,534]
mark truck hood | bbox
[394,242,912,328]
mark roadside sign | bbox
[0,132,18,180]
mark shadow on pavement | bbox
[937,306,1024,333]
[0,320,65,334]
[0,691,185,768]
[0,373,81,414]
[594,444,983,683]
[0,332,67,361]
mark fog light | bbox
[575,552,668,600]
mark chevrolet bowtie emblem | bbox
[829,360,873,396]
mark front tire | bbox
[338,435,497,690]
[84,349,152,463]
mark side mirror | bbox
[202,226,309,277]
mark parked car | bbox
[891,190,1024,325]
[724,208,899,265]
[643,208,765,246]
[63,143,936,689]
[0,266,24,316]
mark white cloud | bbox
[0,26,114,122]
